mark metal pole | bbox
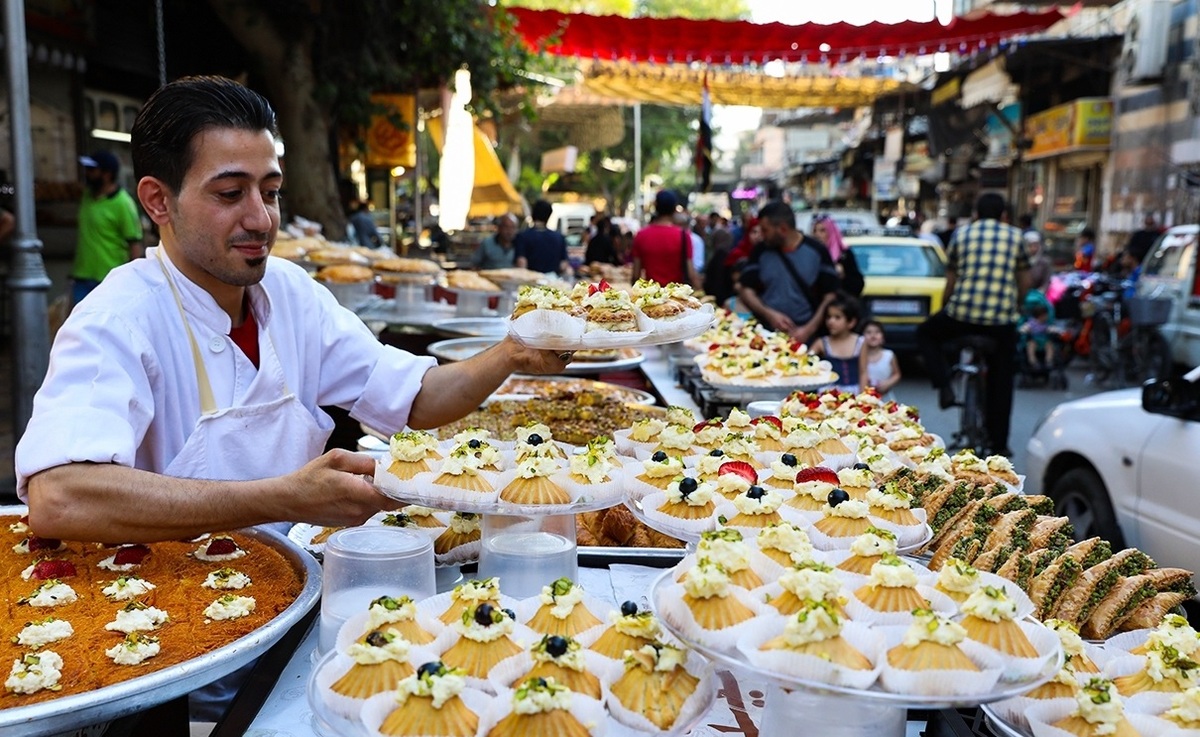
[5,0,53,440]
[154,0,167,87]
[633,102,643,223]
[413,116,423,258]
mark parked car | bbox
[844,235,947,352]
[1026,368,1200,575]
[1137,224,1199,368]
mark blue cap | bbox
[80,151,120,175]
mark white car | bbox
[1026,369,1200,575]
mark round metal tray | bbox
[371,480,626,517]
[495,375,657,406]
[648,568,1060,709]
[980,703,1030,737]
[0,524,321,737]
[430,338,647,375]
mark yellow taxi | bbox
[845,235,947,352]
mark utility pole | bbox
[5,0,53,441]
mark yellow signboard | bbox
[1025,98,1112,159]
[365,94,416,168]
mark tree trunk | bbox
[206,1,347,240]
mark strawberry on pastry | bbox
[26,559,77,581]
[718,461,758,485]
[795,466,839,485]
[112,544,151,567]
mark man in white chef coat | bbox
[15,76,572,543]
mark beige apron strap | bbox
[155,250,219,415]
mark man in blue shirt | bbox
[514,200,570,275]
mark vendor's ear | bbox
[137,176,174,227]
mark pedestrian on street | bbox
[915,192,1031,456]
[470,213,518,269]
[514,199,570,276]
[1125,215,1163,264]
[71,150,144,306]
[630,190,701,288]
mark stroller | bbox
[1016,289,1072,390]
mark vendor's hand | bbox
[497,336,575,375]
[788,323,817,344]
[283,448,399,527]
[767,309,795,333]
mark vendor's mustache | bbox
[229,232,270,246]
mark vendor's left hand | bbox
[499,336,574,375]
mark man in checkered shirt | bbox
[916,193,1031,456]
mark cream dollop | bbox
[448,514,480,535]
[826,499,869,519]
[1145,644,1200,689]
[16,618,74,648]
[366,596,417,629]
[1074,679,1124,734]
[612,610,661,639]
[203,595,255,621]
[849,528,898,558]
[389,430,438,462]
[5,651,63,694]
[452,578,499,604]
[1166,686,1200,726]
[641,455,684,478]
[516,455,559,479]
[531,636,586,671]
[395,666,467,709]
[732,488,783,516]
[569,451,612,484]
[836,468,873,489]
[512,677,572,714]
[866,486,912,511]
[696,535,751,572]
[1044,619,1086,659]
[682,563,732,599]
[101,576,156,601]
[779,565,843,603]
[961,586,1017,623]
[1147,614,1200,655]
[782,601,843,646]
[726,407,752,429]
[454,609,515,643]
[756,523,812,557]
[347,630,411,665]
[629,418,667,442]
[867,556,919,589]
[105,633,160,665]
[657,424,696,450]
[539,578,587,619]
[902,610,967,648]
[936,558,980,595]
[720,433,758,457]
[666,478,716,506]
[796,480,835,501]
[715,473,752,496]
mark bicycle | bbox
[1121,295,1173,384]
[948,336,993,453]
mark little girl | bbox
[813,295,864,394]
[858,320,902,396]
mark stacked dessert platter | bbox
[307,575,720,736]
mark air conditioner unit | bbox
[1122,0,1172,83]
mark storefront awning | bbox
[508,7,1065,63]
[580,62,911,108]
[960,59,1016,109]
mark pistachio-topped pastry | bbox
[636,451,685,489]
[610,642,700,731]
[865,482,919,526]
[959,586,1038,658]
[1050,678,1139,737]
[591,600,662,660]
[770,561,847,617]
[1113,642,1199,696]
[499,453,570,505]
[657,476,717,519]
[567,447,614,486]
[853,554,929,615]
[837,527,899,576]
[434,513,481,558]
[362,595,435,645]
[518,635,601,698]
[487,676,588,737]
[680,561,756,631]
[726,485,785,528]
[759,599,871,670]
[755,522,815,567]
[331,627,414,699]
[933,557,981,603]
[440,603,523,679]
[437,578,501,625]
[1163,685,1200,730]
[886,608,978,672]
[377,661,479,737]
[525,577,602,637]
[387,429,441,478]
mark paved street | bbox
[890,359,1112,495]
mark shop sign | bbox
[985,102,1021,160]
[365,94,417,168]
[1025,98,1112,159]
[874,159,898,200]
[932,77,960,107]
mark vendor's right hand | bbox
[283,448,399,527]
[767,309,795,333]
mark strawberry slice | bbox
[204,537,240,557]
[708,342,721,352]
[749,336,765,350]
[112,544,150,566]
[750,416,782,431]
[31,559,76,580]
[795,466,839,485]
[693,419,724,434]
[598,278,611,292]
[789,341,804,353]
[27,536,62,553]
[718,461,757,484]
[587,283,599,296]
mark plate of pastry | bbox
[507,280,715,350]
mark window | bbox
[848,243,946,278]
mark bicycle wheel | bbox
[959,374,986,452]
[1090,312,1115,375]
[1134,329,1174,382]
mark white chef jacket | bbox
[15,245,437,499]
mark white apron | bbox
[155,250,330,483]
[155,252,330,721]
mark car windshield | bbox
[1142,232,1196,280]
[848,242,946,278]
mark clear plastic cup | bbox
[476,513,578,599]
[318,527,435,655]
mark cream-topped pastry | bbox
[780,599,843,646]
[204,594,256,620]
[514,455,558,479]
[1144,644,1200,690]
[537,578,587,620]
[451,427,492,446]
[454,604,517,643]
[849,528,899,558]
[1044,619,1099,674]
[935,558,981,600]
[693,420,727,447]
[756,522,814,565]
[530,634,586,672]
[451,578,500,607]
[347,628,411,665]
[827,498,870,519]
[836,468,874,491]
[1144,614,1200,656]
[696,530,750,572]
[867,555,919,589]
[714,472,752,498]
[394,662,468,709]
[640,452,684,479]
[203,567,252,590]
[629,418,667,442]
[389,430,440,462]
[951,450,989,475]
[656,423,696,452]
[665,406,696,426]
[767,455,802,487]
[568,448,613,485]
[105,601,169,632]
[1164,686,1200,728]
[512,284,577,316]
[777,562,845,607]
[664,476,716,507]
[452,439,502,469]
[515,422,555,446]
[719,432,758,459]
[696,452,728,479]
[726,407,753,430]
[367,595,418,630]
[902,609,967,648]
[961,586,1018,623]
[782,426,821,450]
[681,561,734,599]
[1062,678,1126,735]
[586,435,618,461]
[731,487,784,516]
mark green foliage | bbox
[502,0,635,13]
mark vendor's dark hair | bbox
[132,75,278,193]
[758,201,796,229]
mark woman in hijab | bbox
[812,215,863,297]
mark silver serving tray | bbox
[0,524,321,737]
